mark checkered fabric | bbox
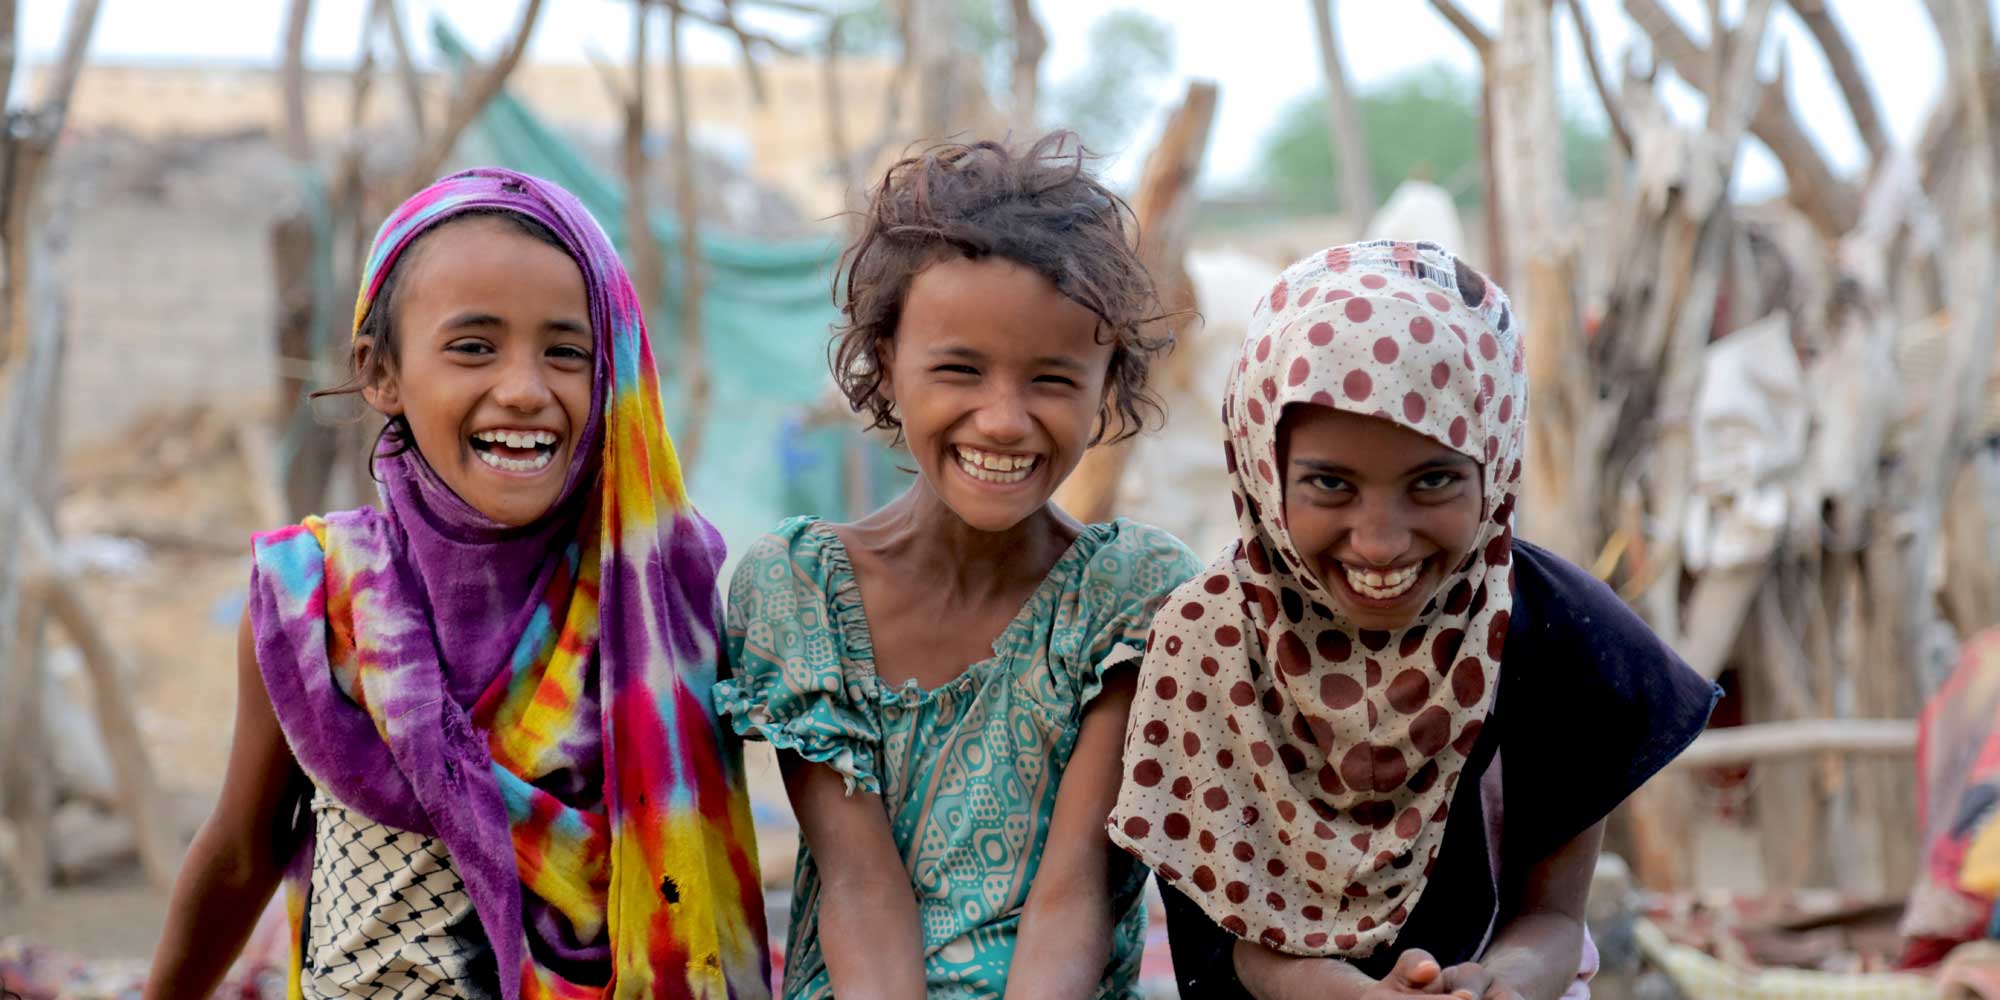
[302,791,496,999]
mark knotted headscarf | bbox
[1108,240,1524,957]
[249,168,769,998]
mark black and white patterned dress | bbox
[302,789,501,999]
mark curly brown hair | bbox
[830,130,1170,445]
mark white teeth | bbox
[473,429,558,447]
[476,448,555,473]
[954,446,1036,483]
[1344,562,1421,600]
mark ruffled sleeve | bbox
[1047,519,1202,716]
[714,517,883,795]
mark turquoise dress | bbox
[716,516,1199,1000]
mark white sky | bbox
[17,0,1961,197]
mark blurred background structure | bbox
[3,2,2000,997]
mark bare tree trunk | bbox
[281,0,314,161]
[665,3,711,473]
[1786,0,1890,168]
[1053,83,1219,524]
[1309,0,1374,227]
[623,0,666,327]
[1007,0,1046,135]
[908,0,960,141]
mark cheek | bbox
[1281,494,1337,556]
[1431,497,1485,556]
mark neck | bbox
[857,478,1080,599]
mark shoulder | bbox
[1080,518,1203,593]
[1505,538,1658,660]
[727,516,839,591]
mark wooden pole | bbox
[1309,0,1374,228]
[1053,82,1218,525]
[665,2,711,473]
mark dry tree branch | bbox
[1311,0,1375,225]
[1008,0,1047,133]
[715,0,771,104]
[1624,0,1858,238]
[621,1,667,326]
[665,2,711,471]
[1785,0,1890,167]
[1563,0,1633,158]
[38,0,101,126]
[1428,0,1493,56]
[280,0,314,162]
[821,13,859,203]
[398,0,545,195]
[0,1,18,121]
[376,0,428,141]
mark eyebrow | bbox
[438,313,590,336]
[1291,455,1476,476]
[930,344,1090,372]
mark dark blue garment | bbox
[1159,538,1721,997]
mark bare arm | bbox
[145,610,304,999]
[779,753,927,1000]
[1002,667,1135,1000]
[1442,820,1604,1000]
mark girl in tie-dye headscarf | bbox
[146,169,768,1000]
[1109,241,1716,1000]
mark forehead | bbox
[1279,403,1473,468]
[397,216,587,312]
[899,255,1106,357]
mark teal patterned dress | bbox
[716,516,1199,1000]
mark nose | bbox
[492,353,555,413]
[972,383,1031,444]
[1345,497,1413,567]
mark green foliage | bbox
[1258,63,1610,214]
[1043,10,1175,153]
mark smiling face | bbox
[881,255,1112,533]
[1279,404,1484,631]
[361,216,594,527]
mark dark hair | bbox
[312,208,569,465]
[830,130,1170,445]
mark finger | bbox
[1439,963,1490,1000]
[1388,948,1444,988]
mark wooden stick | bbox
[376,0,428,141]
[1784,0,1890,167]
[1427,0,1493,56]
[665,2,711,472]
[715,0,771,104]
[820,14,859,208]
[619,2,668,328]
[1052,83,1218,524]
[1562,0,1633,158]
[1623,0,1858,239]
[36,0,101,122]
[0,0,18,126]
[398,0,545,196]
[1667,719,1917,769]
[1310,0,1375,226]
[280,0,314,162]
[1008,0,1047,133]
[2,576,52,901]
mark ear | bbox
[876,340,897,406]
[355,337,404,416]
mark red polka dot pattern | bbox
[1106,240,1520,960]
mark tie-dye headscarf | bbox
[1108,241,1523,958]
[249,168,769,999]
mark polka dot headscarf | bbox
[1107,240,1526,957]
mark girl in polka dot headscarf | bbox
[1108,241,1717,1000]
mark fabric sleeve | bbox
[1496,540,1721,866]
[1053,520,1203,714]
[713,520,883,795]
